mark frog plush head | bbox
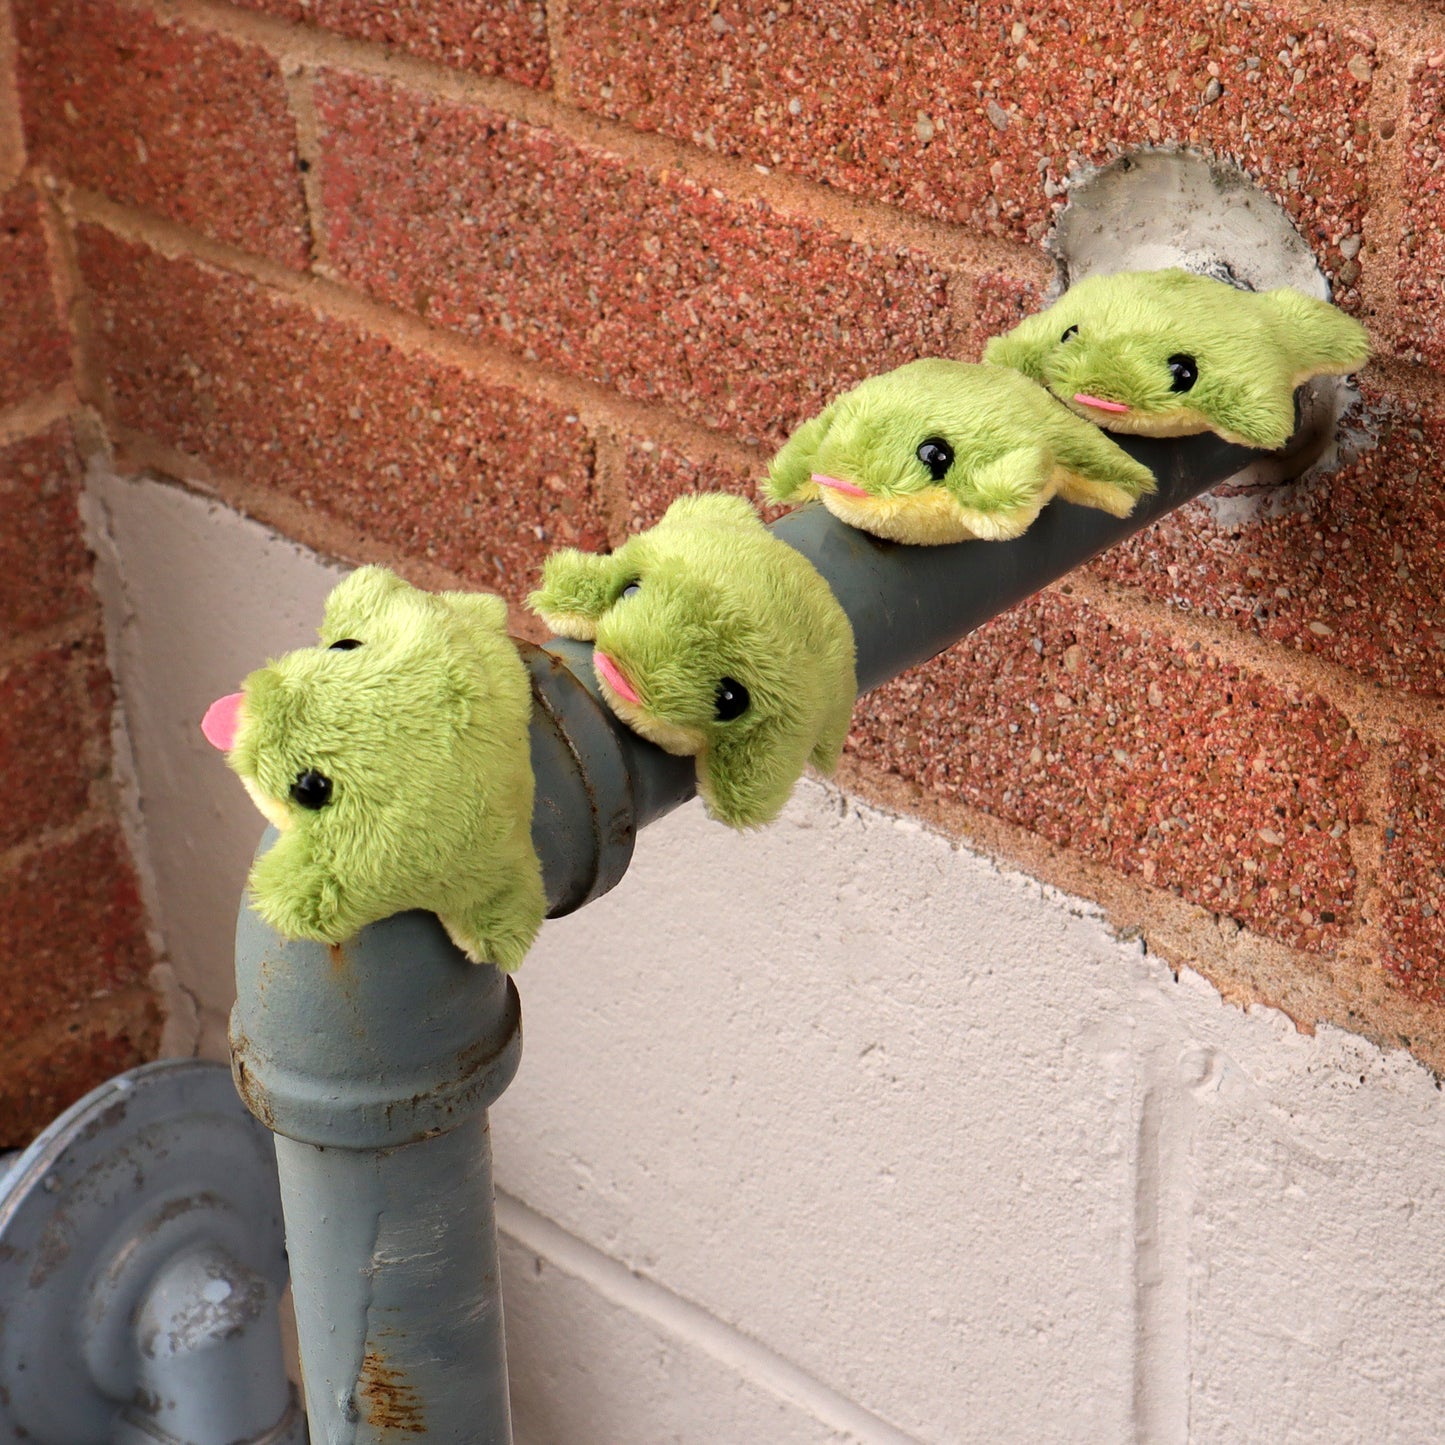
[201,566,545,971]
[984,269,1370,449]
[763,358,1156,542]
[527,493,857,828]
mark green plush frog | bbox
[762,359,1157,544]
[202,566,545,971]
[984,268,1370,449]
[528,493,856,828]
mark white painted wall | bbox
[91,471,1445,1444]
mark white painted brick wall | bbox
[92,472,1445,1444]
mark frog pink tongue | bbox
[593,651,641,706]
[201,692,246,751]
[811,471,870,498]
[1073,393,1130,414]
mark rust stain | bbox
[358,1351,426,1433]
[231,1055,276,1130]
[329,941,347,971]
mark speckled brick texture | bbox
[228,0,552,88]
[958,270,1051,364]
[558,1,1375,302]
[0,825,151,1039]
[315,71,955,444]
[848,592,1364,953]
[0,993,160,1147]
[620,434,762,531]
[1381,731,1445,1004]
[0,637,109,853]
[14,0,309,266]
[0,425,93,634]
[1095,390,1445,697]
[0,185,68,412]
[1397,55,1445,366]
[79,227,606,586]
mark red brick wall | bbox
[0,2,159,1143]
[9,0,1445,1068]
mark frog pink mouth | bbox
[811,472,870,498]
[1073,393,1131,414]
[593,651,641,706]
[202,692,246,751]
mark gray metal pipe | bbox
[232,426,1268,1441]
[533,428,1261,914]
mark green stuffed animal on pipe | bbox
[984,267,1370,449]
[762,358,1157,545]
[528,493,857,829]
[202,566,545,971]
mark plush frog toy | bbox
[528,493,856,828]
[984,268,1370,450]
[201,566,545,971]
[762,359,1157,544]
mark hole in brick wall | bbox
[1046,146,1368,507]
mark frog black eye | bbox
[916,437,954,482]
[328,639,362,651]
[620,580,641,600]
[714,677,750,722]
[1061,324,1079,342]
[1167,354,1198,392]
[290,770,333,810]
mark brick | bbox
[0,992,160,1147]
[1381,732,1445,1004]
[0,185,68,411]
[0,636,109,852]
[559,1,1375,302]
[78,227,605,587]
[0,424,93,634]
[848,593,1364,953]
[229,0,551,88]
[315,71,955,444]
[1397,56,1445,366]
[0,825,152,1040]
[957,270,1050,364]
[620,434,763,532]
[1094,388,1445,697]
[14,0,309,266]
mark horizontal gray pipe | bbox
[531,428,1261,917]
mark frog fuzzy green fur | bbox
[527,493,857,828]
[984,269,1370,450]
[762,360,1157,544]
[206,567,545,971]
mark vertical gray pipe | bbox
[232,906,520,1443]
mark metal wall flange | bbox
[1049,146,1357,491]
[0,1059,303,1445]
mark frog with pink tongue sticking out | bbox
[528,492,856,829]
[762,358,1156,545]
[201,565,545,970]
[984,268,1369,449]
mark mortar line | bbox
[0,383,76,447]
[0,604,102,672]
[63,185,769,472]
[495,1189,927,1445]
[102,430,552,639]
[0,0,24,189]
[148,0,1041,277]
[0,803,131,876]
[830,757,1445,1073]
[1063,569,1445,748]
[280,64,329,273]
[0,983,159,1075]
